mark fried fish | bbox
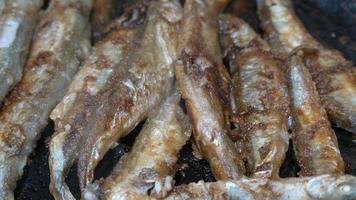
[0,0,43,103]
[0,0,91,199]
[287,50,344,176]
[174,0,245,180]
[77,0,183,192]
[257,0,356,134]
[48,1,152,199]
[98,91,191,200]
[219,15,289,179]
[165,175,356,200]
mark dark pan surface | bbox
[14,0,356,199]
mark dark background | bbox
[15,0,356,199]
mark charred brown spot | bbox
[246,38,266,49]
[181,50,231,114]
[109,32,129,45]
[95,54,111,69]
[123,97,134,109]
[303,50,354,95]
[30,51,54,68]
[4,84,28,104]
[84,76,97,83]
[0,124,26,156]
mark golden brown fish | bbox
[48,1,151,199]
[287,49,344,176]
[0,0,43,103]
[165,175,356,200]
[257,0,356,134]
[174,0,245,180]
[0,0,91,199]
[219,15,289,179]
[96,91,191,200]
[77,0,182,192]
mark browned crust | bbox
[287,52,344,176]
[0,0,91,199]
[100,92,191,200]
[257,0,356,133]
[175,1,245,180]
[165,175,356,200]
[48,2,151,198]
[77,0,183,191]
[219,15,289,179]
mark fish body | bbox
[175,0,245,180]
[99,92,191,200]
[48,2,151,199]
[219,15,289,179]
[165,175,356,200]
[0,0,91,199]
[0,0,43,103]
[257,0,356,134]
[77,0,182,192]
[287,51,344,176]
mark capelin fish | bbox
[0,0,91,199]
[77,0,182,193]
[0,0,43,103]
[51,1,181,195]
[165,175,356,200]
[219,15,289,179]
[174,0,245,180]
[257,0,356,134]
[96,91,191,200]
[287,50,344,176]
[48,2,151,200]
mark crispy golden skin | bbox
[0,0,91,199]
[219,15,289,179]
[98,91,191,200]
[0,0,43,103]
[165,175,356,200]
[287,50,344,176]
[257,0,356,134]
[77,0,182,193]
[175,0,245,180]
[48,2,151,199]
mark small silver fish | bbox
[100,91,191,200]
[0,0,91,199]
[0,0,43,103]
[287,50,344,176]
[257,0,356,134]
[48,1,150,199]
[165,175,356,200]
[219,15,289,179]
[174,0,245,180]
